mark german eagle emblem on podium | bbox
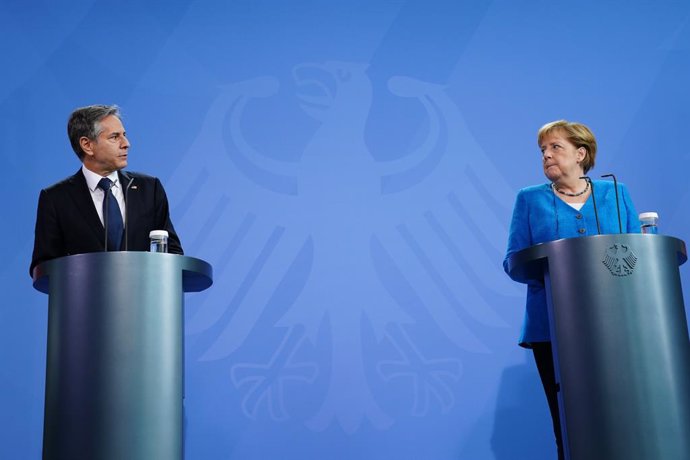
[602,243,638,276]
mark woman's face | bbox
[540,131,586,183]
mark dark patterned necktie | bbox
[98,177,123,251]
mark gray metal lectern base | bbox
[33,252,212,460]
[507,234,690,460]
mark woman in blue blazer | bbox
[504,120,640,460]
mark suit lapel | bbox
[119,170,141,248]
[599,183,616,216]
[66,169,106,244]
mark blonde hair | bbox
[538,120,597,173]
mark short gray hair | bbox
[67,104,121,160]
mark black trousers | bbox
[532,341,565,460]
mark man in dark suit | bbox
[30,104,183,277]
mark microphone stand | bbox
[103,184,110,251]
[124,177,134,251]
[601,173,622,233]
[581,176,601,234]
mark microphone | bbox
[601,173,622,233]
[103,186,109,251]
[580,176,601,234]
[124,177,134,250]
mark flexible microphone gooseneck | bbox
[601,173,622,233]
[103,184,110,251]
[581,176,601,234]
[124,177,134,251]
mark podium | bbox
[32,252,212,460]
[507,234,690,460]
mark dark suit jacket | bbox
[30,169,183,277]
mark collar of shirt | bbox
[82,165,120,192]
[81,165,126,226]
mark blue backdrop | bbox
[2,1,689,459]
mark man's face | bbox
[81,115,129,176]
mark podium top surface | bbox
[32,251,213,294]
[506,233,687,284]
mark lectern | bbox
[507,234,690,460]
[33,252,212,460]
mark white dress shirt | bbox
[566,202,585,211]
[81,165,127,226]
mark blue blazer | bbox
[30,169,183,277]
[503,180,640,347]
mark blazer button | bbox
[576,214,583,219]
[578,228,586,234]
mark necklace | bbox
[551,181,589,197]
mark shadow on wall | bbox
[493,358,557,460]
[460,353,557,460]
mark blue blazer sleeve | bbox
[620,183,641,233]
[503,190,531,275]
